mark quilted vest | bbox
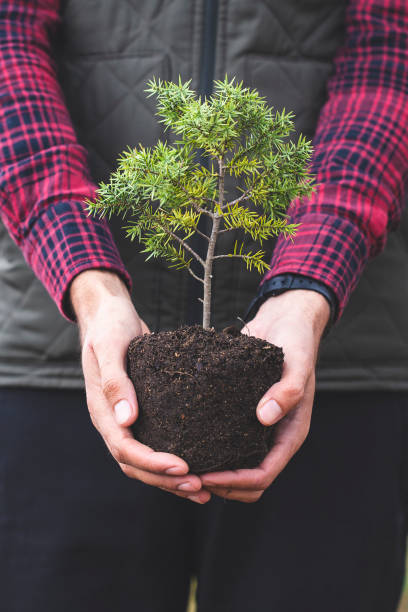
[0,0,407,390]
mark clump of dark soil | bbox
[128,325,283,474]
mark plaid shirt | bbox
[0,1,407,321]
[266,0,408,319]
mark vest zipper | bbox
[198,0,218,100]
[185,0,219,326]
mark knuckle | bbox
[110,445,123,464]
[102,378,122,401]
[252,475,268,490]
[250,491,264,503]
[284,383,304,405]
[120,463,134,478]
[253,490,264,501]
[242,491,264,504]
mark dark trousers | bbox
[1,388,407,612]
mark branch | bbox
[227,136,269,167]
[132,202,206,268]
[171,178,215,218]
[224,189,252,209]
[213,252,269,274]
[165,228,205,267]
[202,156,224,329]
[214,254,254,260]
[143,166,215,218]
[190,196,217,218]
[187,266,204,284]
[184,120,224,159]
[218,157,225,208]
[224,169,270,208]
[195,228,210,241]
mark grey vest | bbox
[0,0,407,390]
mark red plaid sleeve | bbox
[265,0,408,320]
[0,0,131,320]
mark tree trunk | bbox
[202,158,224,329]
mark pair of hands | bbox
[70,270,330,504]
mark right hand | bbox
[70,269,210,504]
[201,289,330,502]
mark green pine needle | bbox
[87,75,315,327]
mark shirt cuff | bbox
[244,273,337,334]
[264,211,369,321]
[23,200,131,322]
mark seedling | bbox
[88,76,314,328]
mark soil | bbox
[127,325,283,474]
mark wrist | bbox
[257,290,330,339]
[244,274,337,335]
[70,269,131,327]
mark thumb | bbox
[256,371,307,427]
[140,318,151,335]
[96,344,139,427]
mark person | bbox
[0,0,407,610]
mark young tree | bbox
[87,76,314,329]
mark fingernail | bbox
[177,482,197,492]
[165,466,186,475]
[114,399,132,425]
[258,399,283,425]
[187,495,205,504]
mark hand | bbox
[70,269,210,504]
[200,290,330,502]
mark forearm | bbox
[265,0,408,321]
[0,1,130,319]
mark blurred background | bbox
[400,571,408,612]
[187,565,408,611]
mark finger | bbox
[83,347,189,475]
[160,487,212,504]
[205,487,263,503]
[256,380,314,482]
[112,438,190,475]
[202,436,299,491]
[82,342,135,437]
[256,346,311,426]
[119,463,202,492]
[93,339,139,427]
[140,319,150,335]
[201,466,268,491]
[202,378,314,491]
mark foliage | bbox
[87,76,314,327]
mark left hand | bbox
[200,290,330,503]
[71,269,209,504]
